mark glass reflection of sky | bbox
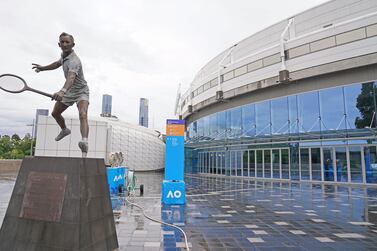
[187,82,376,140]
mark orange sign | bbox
[166,124,185,136]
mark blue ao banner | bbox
[162,119,186,205]
[165,136,184,181]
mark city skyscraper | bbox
[139,98,149,128]
[34,109,49,138]
[101,94,112,117]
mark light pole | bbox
[26,119,35,156]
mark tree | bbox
[355,82,377,128]
[0,134,35,159]
[11,134,21,141]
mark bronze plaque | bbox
[20,171,67,222]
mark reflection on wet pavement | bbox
[1,171,377,250]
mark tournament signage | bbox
[162,119,186,204]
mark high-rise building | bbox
[101,94,112,117]
[139,98,149,128]
[34,109,49,138]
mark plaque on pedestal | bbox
[0,156,118,251]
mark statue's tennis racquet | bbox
[0,74,62,101]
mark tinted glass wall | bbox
[186,81,377,185]
[187,82,377,141]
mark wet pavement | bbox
[1,171,377,250]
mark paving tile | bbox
[311,219,326,223]
[289,230,306,235]
[334,233,366,238]
[315,237,335,242]
[252,230,268,235]
[247,237,264,243]
[212,214,232,217]
[274,221,290,226]
[217,220,230,224]
[348,221,374,226]
[176,242,192,248]
[275,211,295,214]
[306,213,318,216]
[144,242,161,247]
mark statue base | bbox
[0,156,118,251]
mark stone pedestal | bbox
[0,156,118,251]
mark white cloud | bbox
[0,0,328,136]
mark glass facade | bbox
[186,81,377,185]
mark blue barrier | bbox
[107,166,127,194]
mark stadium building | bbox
[35,116,164,171]
[180,0,377,185]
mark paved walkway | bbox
[1,171,377,250]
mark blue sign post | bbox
[162,119,186,205]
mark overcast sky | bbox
[0,0,328,136]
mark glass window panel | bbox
[225,151,230,176]
[213,152,217,174]
[230,108,242,138]
[298,92,320,133]
[323,147,334,181]
[281,149,290,179]
[242,104,256,137]
[249,150,256,177]
[202,152,206,173]
[345,82,376,129]
[335,147,348,182]
[237,151,242,176]
[365,146,377,183]
[290,144,300,180]
[300,148,310,180]
[203,117,210,139]
[198,153,201,173]
[203,82,211,91]
[222,152,226,175]
[209,114,217,140]
[272,149,280,178]
[311,148,322,181]
[319,87,346,131]
[349,146,362,183]
[217,111,226,140]
[243,151,249,176]
[256,101,271,136]
[226,110,232,139]
[197,119,204,138]
[264,150,271,178]
[210,78,218,88]
[199,153,203,173]
[209,152,214,174]
[215,152,220,175]
[256,150,263,177]
[271,97,289,134]
[197,85,204,94]
[230,151,235,176]
[288,96,299,134]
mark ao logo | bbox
[167,190,182,198]
[113,175,123,182]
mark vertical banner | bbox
[165,119,185,181]
[162,119,186,204]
